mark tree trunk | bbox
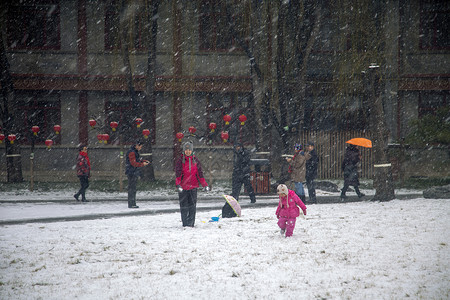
[140,0,161,181]
[0,11,23,183]
[368,67,395,201]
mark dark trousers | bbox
[306,177,317,203]
[75,176,89,201]
[127,175,138,207]
[341,183,362,197]
[178,189,197,227]
[231,174,256,203]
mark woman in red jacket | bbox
[74,145,90,202]
[175,141,209,227]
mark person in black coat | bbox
[340,144,365,199]
[231,143,256,203]
[305,141,319,204]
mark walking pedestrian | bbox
[305,141,319,204]
[74,144,90,202]
[175,141,210,227]
[276,184,307,238]
[340,144,365,200]
[231,142,256,203]
[125,140,150,208]
[286,143,310,203]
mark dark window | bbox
[17,92,61,145]
[7,0,60,50]
[420,0,450,49]
[199,0,248,51]
[418,91,449,117]
[104,1,148,51]
[105,96,156,145]
[205,93,254,145]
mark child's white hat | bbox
[277,184,288,195]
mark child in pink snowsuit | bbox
[276,184,307,237]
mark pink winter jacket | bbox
[175,154,208,190]
[276,190,307,219]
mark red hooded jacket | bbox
[175,154,208,190]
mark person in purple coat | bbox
[276,184,307,238]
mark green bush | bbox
[405,107,450,146]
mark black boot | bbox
[355,186,365,198]
[74,194,80,201]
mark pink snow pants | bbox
[277,217,297,237]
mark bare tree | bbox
[225,0,322,154]
[118,0,160,181]
[0,3,23,182]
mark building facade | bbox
[0,0,448,182]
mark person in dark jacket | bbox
[340,144,365,199]
[74,144,90,202]
[125,140,150,208]
[231,142,256,203]
[175,141,209,227]
[305,141,319,204]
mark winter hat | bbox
[294,143,302,151]
[277,184,288,196]
[306,141,314,147]
[183,141,194,151]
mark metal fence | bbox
[297,130,373,180]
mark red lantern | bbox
[45,139,53,148]
[221,131,229,143]
[103,134,110,144]
[188,126,197,135]
[110,121,118,132]
[8,134,16,144]
[135,118,143,128]
[223,114,231,125]
[32,126,40,136]
[209,122,217,133]
[97,134,103,143]
[176,132,184,142]
[89,119,97,128]
[238,114,247,125]
[0,133,5,144]
[53,124,61,134]
[142,128,150,139]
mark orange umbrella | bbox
[346,138,372,148]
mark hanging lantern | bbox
[8,134,17,144]
[97,134,103,143]
[89,119,97,128]
[53,124,61,135]
[135,118,143,128]
[176,132,184,142]
[103,133,110,144]
[31,126,40,136]
[45,139,53,148]
[188,126,196,135]
[221,131,229,143]
[238,114,247,126]
[0,133,5,144]
[223,114,231,125]
[209,122,217,133]
[142,129,150,139]
[110,121,118,132]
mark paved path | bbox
[0,193,423,226]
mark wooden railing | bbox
[298,131,373,179]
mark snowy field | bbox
[0,198,448,299]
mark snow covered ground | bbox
[0,197,448,299]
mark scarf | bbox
[80,151,90,167]
[288,152,298,173]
